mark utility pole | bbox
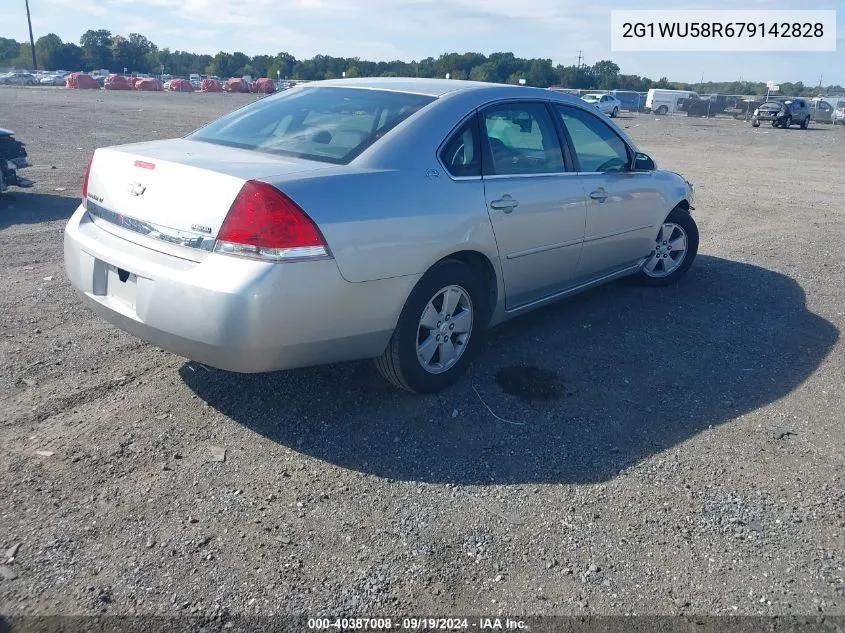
[576,50,583,68]
[818,73,823,93]
[25,0,37,70]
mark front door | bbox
[480,101,587,309]
[554,104,661,281]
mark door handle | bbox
[490,196,519,213]
[589,189,608,202]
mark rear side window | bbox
[189,87,435,164]
[440,118,481,177]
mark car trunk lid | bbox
[85,138,333,261]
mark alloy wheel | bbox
[643,223,688,278]
[416,285,473,374]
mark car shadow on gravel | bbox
[181,255,839,485]
[0,192,77,229]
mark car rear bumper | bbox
[64,205,416,372]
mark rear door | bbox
[479,101,587,309]
[554,104,661,281]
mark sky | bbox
[4,0,844,84]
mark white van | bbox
[646,89,699,115]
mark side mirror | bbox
[632,152,655,171]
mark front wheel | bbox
[611,107,619,118]
[375,260,487,393]
[782,115,792,129]
[801,116,810,129]
[631,208,699,287]
[752,119,760,127]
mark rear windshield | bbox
[189,87,435,164]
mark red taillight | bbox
[81,154,94,206]
[215,180,328,262]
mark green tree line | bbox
[1,32,842,96]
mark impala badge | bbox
[128,182,146,196]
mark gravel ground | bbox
[0,87,843,619]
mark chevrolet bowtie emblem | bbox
[128,182,146,196]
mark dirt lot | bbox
[0,87,843,620]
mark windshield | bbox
[582,95,600,102]
[189,87,435,164]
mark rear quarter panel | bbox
[278,169,498,284]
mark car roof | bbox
[306,77,508,96]
[301,77,584,105]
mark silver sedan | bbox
[581,93,622,117]
[64,78,698,393]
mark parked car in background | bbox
[752,98,811,129]
[833,101,845,125]
[0,72,37,86]
[0,127,33,194]
[64,78,697,393]
[610,90,646,112]
[810,97,836,123]
[581,93,621,117]
[646,88,699,115]
[39,72,69,86]
[678,94,744,117]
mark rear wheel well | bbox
[436,251,497,325]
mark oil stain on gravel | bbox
[495,365,563,402]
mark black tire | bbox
[782,115,792,129]
[611,107,619,118]
[801,116,810,129]
[631,207,699,287]
[656,105,668,115]
[375,259,487,393]
[752,120,760,127]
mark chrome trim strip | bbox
[483,171,578,180]
[582,224,655,244]
[86,200,216,252]
[506,237,582,260]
